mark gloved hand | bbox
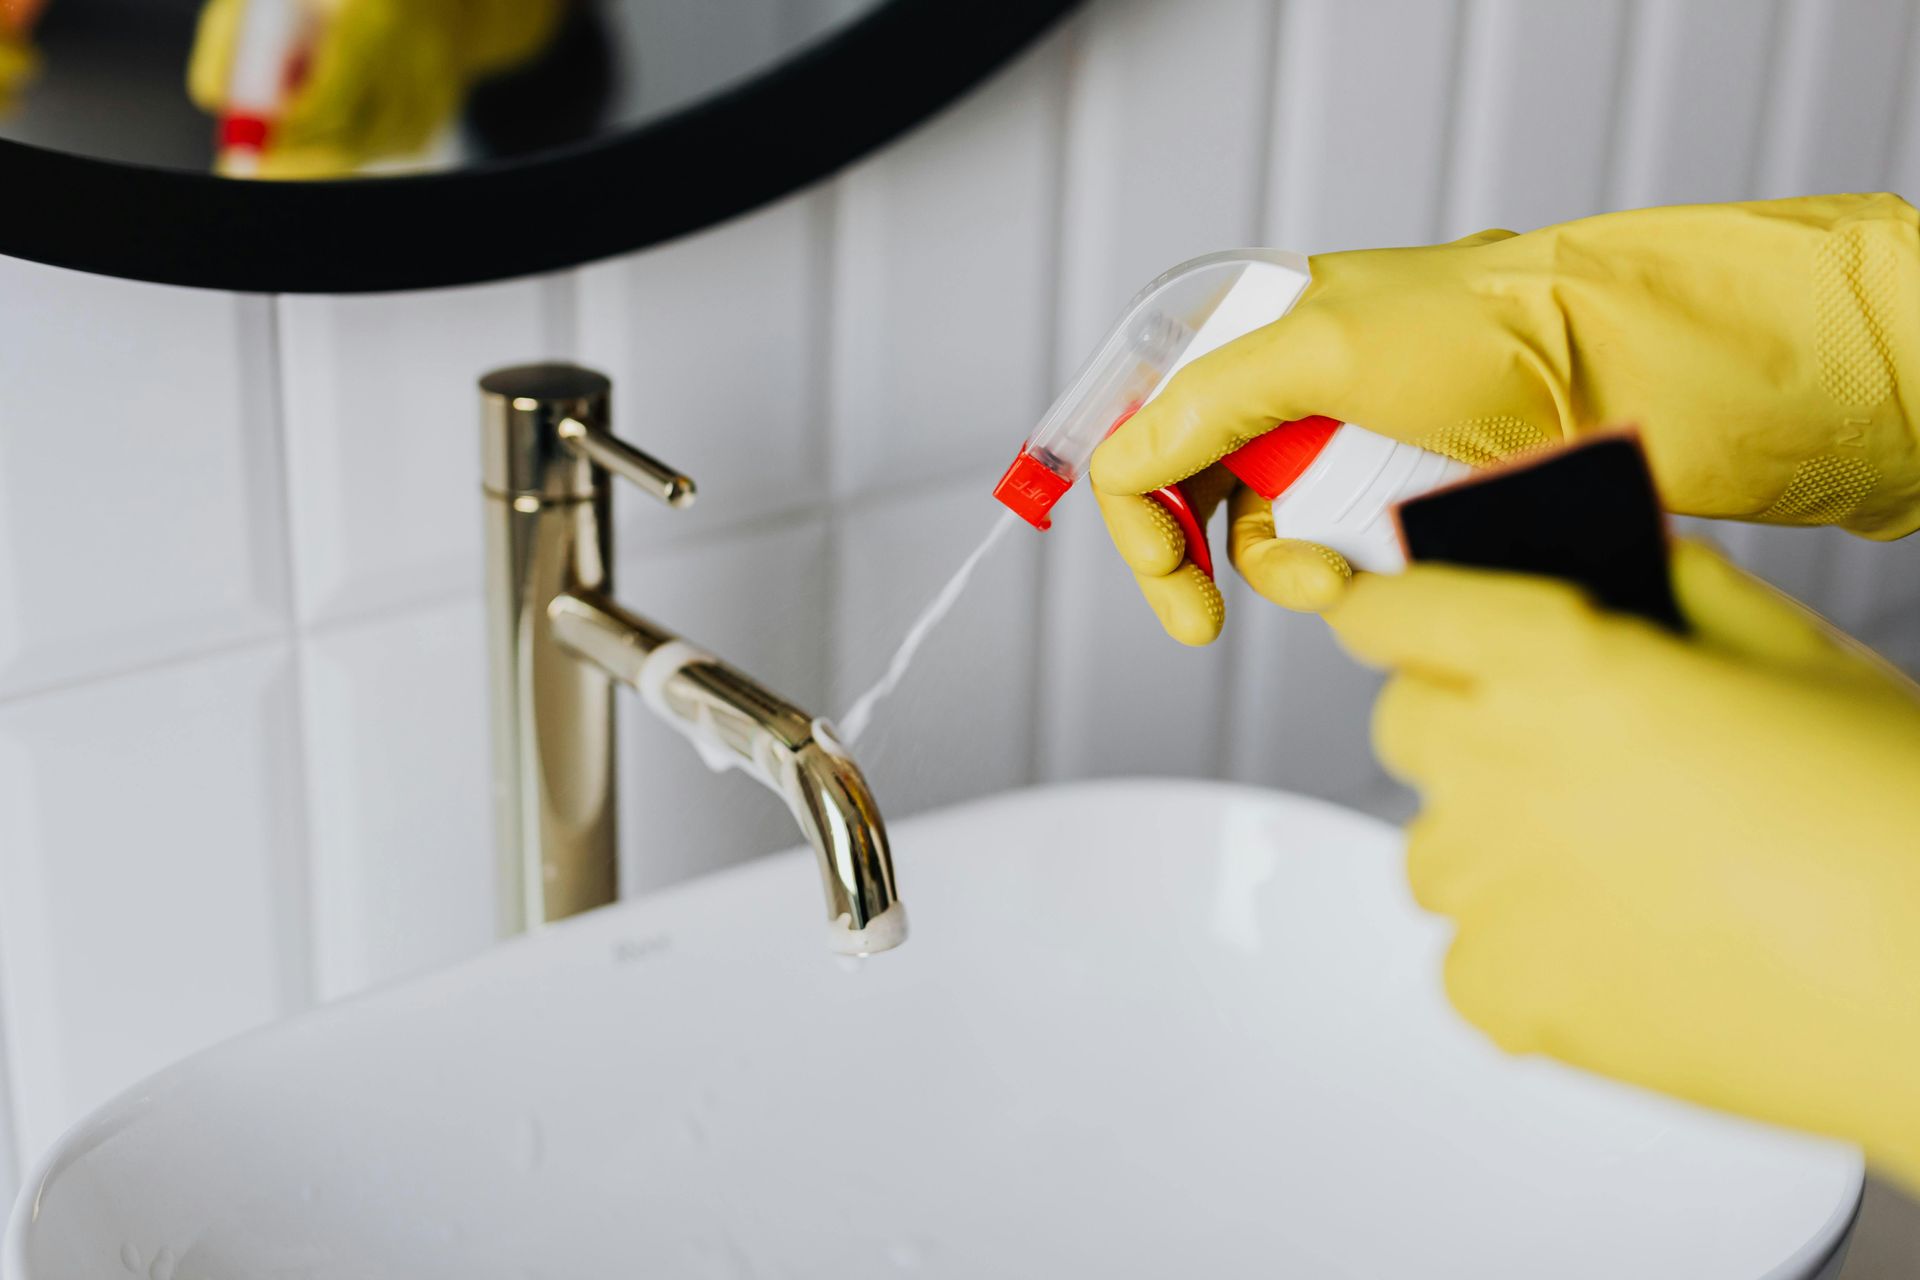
[1093,195,1920,642]
[1328,540,1920,1191]
[188,0,563,178]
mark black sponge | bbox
[1395,433,1686,633]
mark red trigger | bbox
[1151,485,1214,578]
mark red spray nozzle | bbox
[993,450,1073,531]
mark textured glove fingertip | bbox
[1137,564,1225,647]
[1097,490,1186,577]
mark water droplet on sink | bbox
[119,1243,141,1273]
[148,1248,176,1280]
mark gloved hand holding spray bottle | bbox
[998,197,1920,1192]
[993,250,1468,630]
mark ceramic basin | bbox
[5,780,1863,1279]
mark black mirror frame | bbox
[0,0,1081,294]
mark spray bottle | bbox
[216,0,316,177]
[993,250,1469,575]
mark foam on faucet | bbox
[636,639,738,774]
[827,901,910,956]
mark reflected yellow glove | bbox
[1329,541,1920,1191]
[0,32,34,115]
[1094,196,1920,641]
[188,0,563,178]
[0,0,46,116]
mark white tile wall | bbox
[828,29,1067,497]
[277,277,561,627]
[0,647,308,1160]
[576,192,831,544]
[5,0,1920,1203]
[0,260,289,701]
[299,599,492,1002]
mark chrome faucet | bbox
[478,364,905,954]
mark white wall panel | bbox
[1268,0,1463,252]
[1890,2,1920,196]
[1612,0,1782,209]
[300,601,493,1001]
[577,192,830,545]
[617,514,834,893]
[0,646,307,1159]
[1036,0,1274,782]
[0,258,288,699]
[828,31,1067,498]
[1759,0,1914,199]
[277,277,558,627]
[1446,0,1632,236]
[1226,0,1464,803]
[831,483,1038,815]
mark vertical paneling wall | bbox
[4,0,1920,1200]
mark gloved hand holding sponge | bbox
[1328,540,1920,1191]
[187,0,564,178]
[1093,192,1920,1194]
[1095,194,1920,641]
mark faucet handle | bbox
[557,417,697,510]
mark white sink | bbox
[5,780,1862,1279]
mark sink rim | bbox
[2,778,1869,1280]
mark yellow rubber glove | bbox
[1093,196,1920,642]
[188,0,563,179]
[1327,541,1920,1192]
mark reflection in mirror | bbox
[0,0,883,179]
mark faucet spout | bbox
[780,737,908,954]
[549,590,906,954]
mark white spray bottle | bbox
[993,250,1469,575]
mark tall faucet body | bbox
[478,365,905,952]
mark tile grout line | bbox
[813,180,849,717]
[540,269,582,361]
[1430,0,1478,240]
[1753,0,1811,199]
[1744,0,1792,196]
[1023,15,1079,788]
[1596,0,1646,213]
[1876,0,1920,184]
[260,292,323,1017]
[0,841,19,1201]
[0,627,299,712]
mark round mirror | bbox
[0,0,1078,291]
